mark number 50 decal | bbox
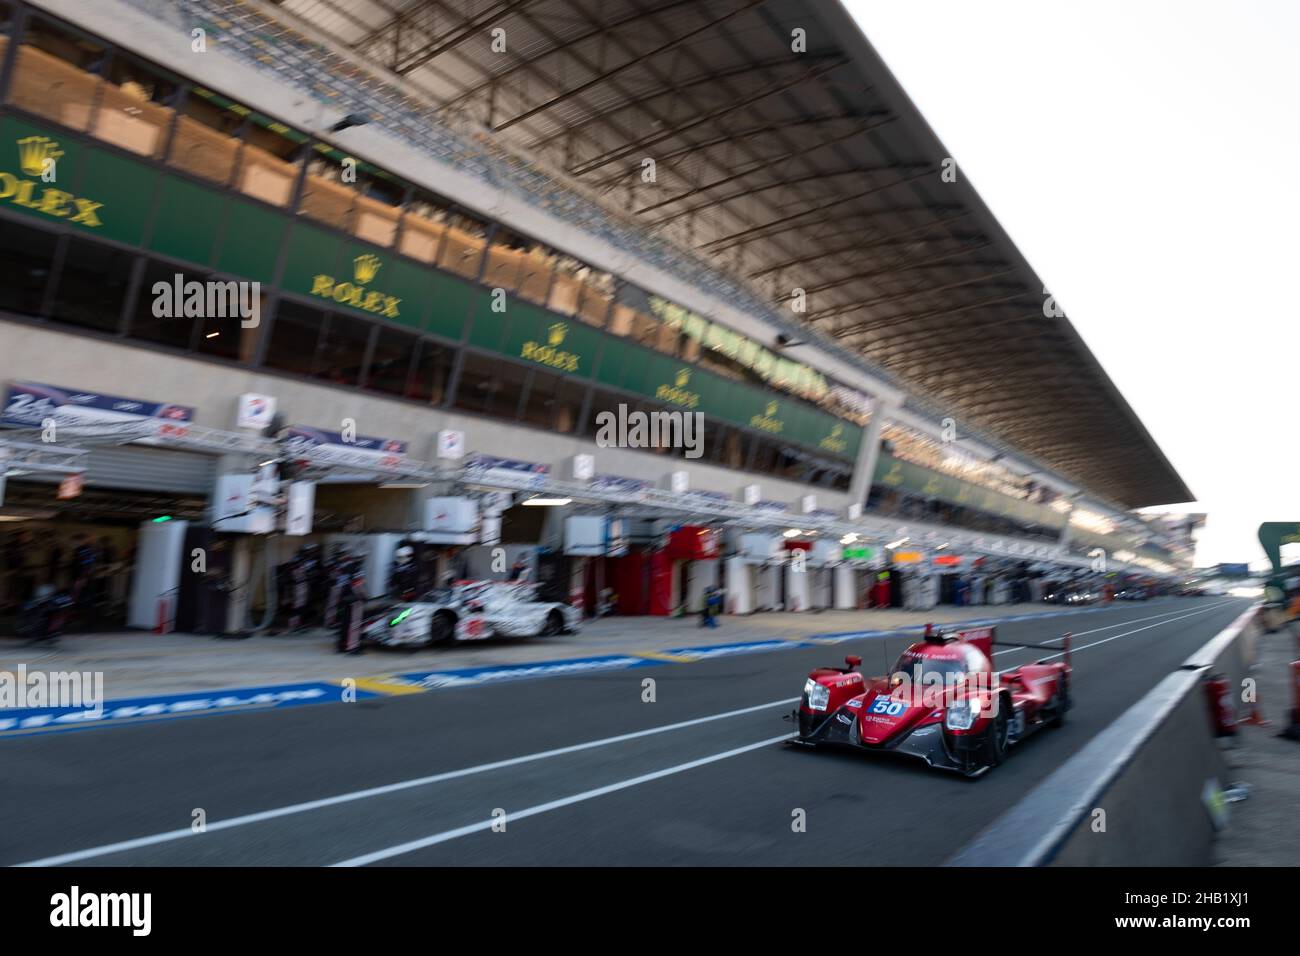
[869,697,906,716]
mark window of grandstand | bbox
[404,339,454,406]
[518,369,587,433]
[395,188,452,266]
[93,49,183,160]
[125,258,204,350]
[609,283,679,356]
[301,146,402,239]
[315,310,371,387]
[47,237,135,335]
[233,113,309,210]
[364,325,419,397]
[195,281,263,363]
[574,263,614,328]
[453,351,531,420]
[263,299,326,377]
[702,424,749,472]
[435,207,490,281]
[0,216,57,318]
[484,228,555,307]
[6,15,108,131]
[166,86,253,188]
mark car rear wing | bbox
[925,624,1072,667]
[988,632,1073,668]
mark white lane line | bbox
[992,599,1238,657]
[14,696,798,867]
[330,733,797,867]
[1034,600,1240,662]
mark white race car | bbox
[363,579,582,648]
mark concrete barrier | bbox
[948,604,1260,867]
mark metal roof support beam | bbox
[390,0,536,76]
[565,55,851,177]
[814,268,1021,323]
[832,295,1034,340]
[801,243,999,310]
[837,304,1040,345]
[746,208,971,278]
[698,165,935,254]
[642,155,903,224]
[493,0,765,132]
[444,0,726,115]
[585,112,882,186]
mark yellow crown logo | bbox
[766,401,778,417]
[675,368,690,387]
[547,322,567,347]
[18,136,62,178]
[830,424,842,437]
[353,253,382,284]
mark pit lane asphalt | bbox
[2,596,1250,867]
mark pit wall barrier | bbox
[948,604,1261,867]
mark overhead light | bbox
[783,528,801,538]
[205,331,220,339]
[841,532,859,544]
[936,542,949,550]
[523,496,571,506]
[0,515,34,522]
[887,537,909,549]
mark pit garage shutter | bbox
[26,445,217,495]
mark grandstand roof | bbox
[266,0,1192,508]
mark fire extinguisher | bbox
[1203,674,1237,737]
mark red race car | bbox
[789,625,1071,778]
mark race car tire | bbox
[984,697,1010,767]
[541,609,564,637]
[1049,674,1070,728]
[429,611,456,645]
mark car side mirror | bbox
[845,655,862,670]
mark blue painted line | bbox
[400,653,663,689]
[0,681,369,738]
[664,639,805,659]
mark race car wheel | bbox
[984,700,1009,767]
[429,611,456,645]
[541,610,564,637]
[1050,674,1070,727]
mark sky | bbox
[844,0,1300,568]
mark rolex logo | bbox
[766,401,778,417]
[18,136,62,178]
[830,424,842,437]
[675,368,690,387]
[547,322,567,347]
[353,253,382,284]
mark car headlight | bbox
[945,697,981,730]
[804,679,830,712]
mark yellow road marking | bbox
[348,676,426,697]
[631,651,699,664]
